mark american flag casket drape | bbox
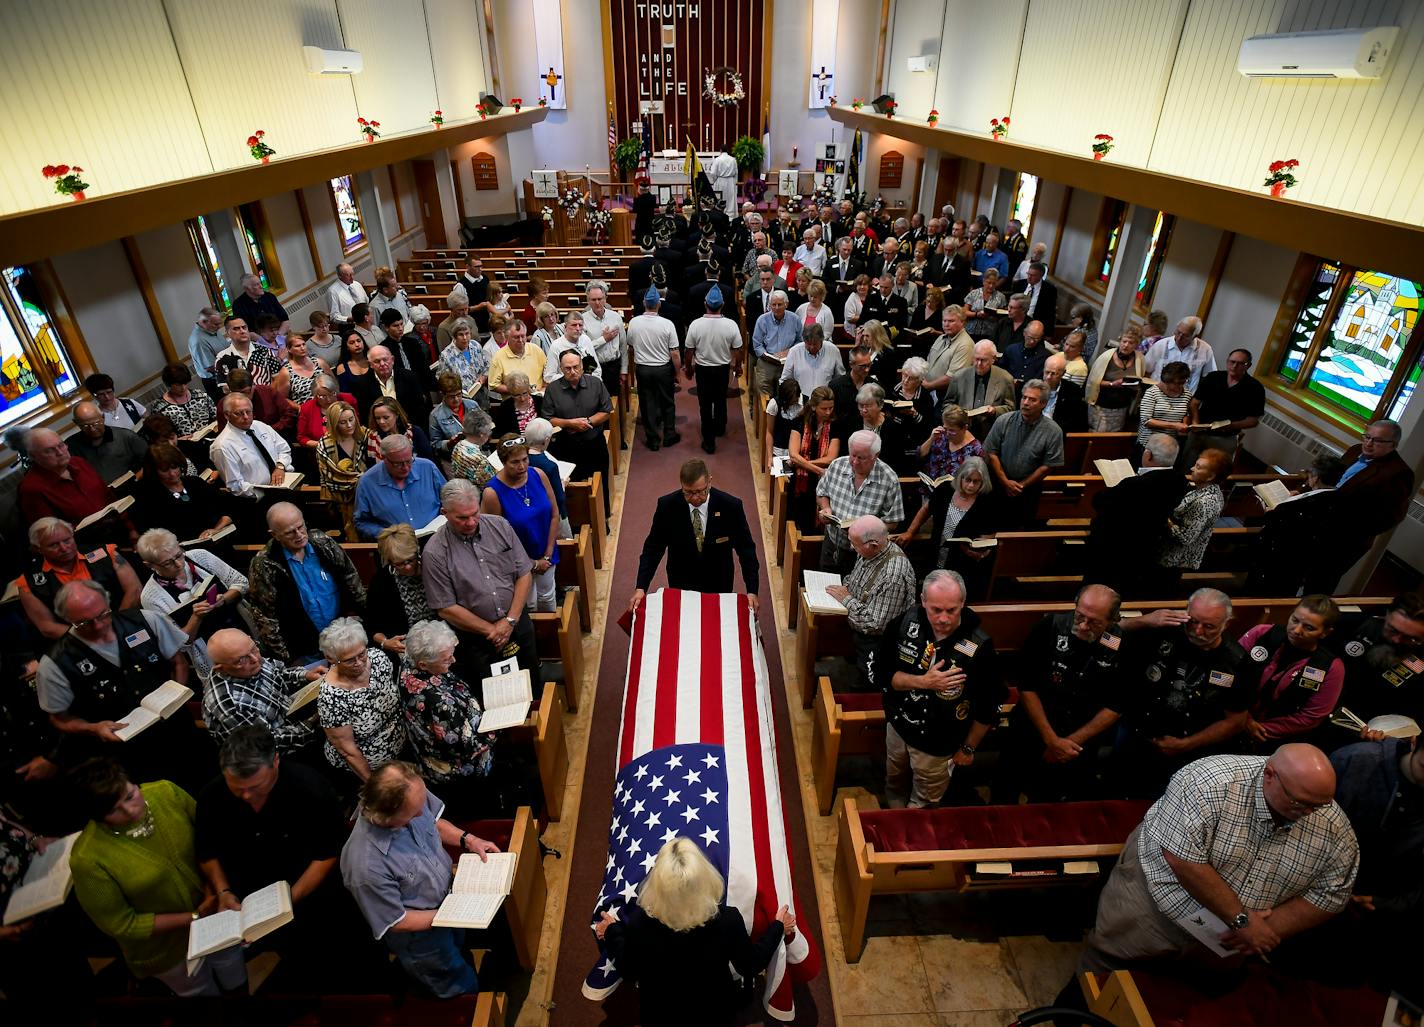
[582,589,820,1019]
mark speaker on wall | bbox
[480,93,504,115]
[870,94,895,114]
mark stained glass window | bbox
[235,203,282,292]
[1136,213,1174,308]
[1094,201,1127,285]
[1010,173,1039,238]
[1091,202,1172,308]
[186,216,230,311]
[1277,261,1422,422]
[0,266,77,428]
[330,175,366,252]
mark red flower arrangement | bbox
[927,109,940,127]
[1091,133,1114,159]
[476,103,488,120]
[42,164,89,201]
[357,117,381,142]
[851,97,864,110]
[883,98,897,118]
[538,97,548,108]
[1264,158,1300,197]
[990,116,1010,140]
[511,97,523,112]
[430,110,444,128]
[247,130,275,163]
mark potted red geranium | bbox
[1264,159,1300,197]
[357,117,381,143]
[42,164,89,201]
[927,109,940,127]
[476,103,488,120]
[1091,133,1114,159]
[511,97,523,112]
[247,130,275,164]
[990,116,1009,140]
[883,98,897,119]
[430,110,444,128]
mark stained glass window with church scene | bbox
[0,266,77,427]
[1278,261,1422,421]
[1011,173,1039,238]
[330,175,366,252]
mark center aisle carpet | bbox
[550,380,833,1023]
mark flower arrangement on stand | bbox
[927,109,940,127]
[990,116,1009,140]
[42,164,89,201]
[1264,159,1301,197]
[540,205,555,234]
[559,186,585,224]
[585,198,613,243]
[869,194,887,217]
[851,98,864,111]
[1091,133,1114,159]
[247,131,275,163]
[430,110,444,128]
[358,117,381,142]
[812,184,837,209]
[511,97,523,112]
[702,67,746,107]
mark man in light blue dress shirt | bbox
[354,435,447,540]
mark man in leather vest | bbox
[19,516,142,643]
[993,584,1129,803]
[35,579,208,788]
[1328,594,1424,748]
[1111,588,1252,797]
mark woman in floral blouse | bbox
[399,619,497,819]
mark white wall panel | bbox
[51,241,163,392]
[165,0,359,170]
[885,0,947,117]
[0,0,211,214]
[135,223,213,357]
[425,0,491,119]
[338,0,441,135]
[1148,218,1217,321]
[932,0,1027,132]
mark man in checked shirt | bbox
[824,516,916,692]
[1081,744,1358,970]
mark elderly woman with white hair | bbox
[524,417,570,536]
[492,370,543,437]
[136,528,247,685]
[398,618,498,817]
[594,837,796,1025]
[436,316,489,405]
[889,355,937,455]
[436,286,472,351]
[451,406,497,487]
[318,617,408,781]
[838,381,908,474]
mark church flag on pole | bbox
[685,139,711,202]
[846,128,862,201]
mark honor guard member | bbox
[1327,594,1424,745]
[875,569,1005,808]
[992,584,1129,803]
[1112,588,1252,797]
[35,579,208,790]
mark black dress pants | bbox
[695,364,731,440]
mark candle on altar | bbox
[792,145,798,161]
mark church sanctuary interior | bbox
[4,0,1424,1024]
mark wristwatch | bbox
[1229,911,1249,930]
[958,744,976,756]
[505,615,517,626]
[459,831,471,850]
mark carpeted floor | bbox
[549,375,834,1024]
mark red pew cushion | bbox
[859,800,1152,854]
[834,692,884,713]
[1128,965,1387,1027]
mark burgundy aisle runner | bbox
[549,383,833,1023]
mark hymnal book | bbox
[555,458,576,484]
[186,880,294,961]
[200,468,219,483]
[251,472,304,491]
[113,681,195,742]
[416,515,447,539]
[286,680,321,715]
[1119,376,1142,387]
[1063,860,1100,875]
[974,862,1013,875]
[1253,479,1295,511]
[2,833,80,925]
[771,456,792,478]
[836,516,856,529]
[463,381,484,399]
[75,495,135,533]
[944,537,999,549]
[803,571,846,614]
[1172,905,1232,957]
[1191,419,1231,431]
[1330,708,1420,738]
[964,405,993,418]
[108,470,135,490]
[187,422,217,442]
[1094,458,1135,488]
[180,523,236,548]
[2,579,18,605]
[476,668,533,733]
[918,471,954,491]
[166,573,217,625]
[886,399,915,409]
[431,852,517,929]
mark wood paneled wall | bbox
[605,0,769,152]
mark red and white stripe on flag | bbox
[614,588,819,1020]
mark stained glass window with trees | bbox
[0,266,78,428]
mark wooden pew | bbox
[565,474,607,569]
[1078,972,1153,1027]
[555,524,595,631]
[607,406,621,477]
[782,524,819,628]
[471,992,510,1027]
[835,795,1152,962]
[811,677,887,816]
[504,683,569,822]
[1061,432,1136,475]
[531,591,583,713]
[494,805,546,972]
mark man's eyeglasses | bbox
[70,610,113,630]
[1274,772,1331,813]
[1361,433,1396,445]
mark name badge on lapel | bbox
[124,629,151,647]
[715,536,730,544]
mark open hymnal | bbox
[2,833,80,925]
[286,679,321,716]
[886,399,915,409]
[476,668,533,733]
[1172,905,1233,957]
[180,523,236,548]
[1253,479,1295,511]
[187,422,218,442]
[1119,376,1142,387]
[944,536,999,549]
[416,515,447,539]
[963,405,994,418]
[554,457,576,484]
[186,880,294,962]
[803,570,846,614]
[251,472,304,491]
[75,495,135,533]
[918,470,954,491]
[1190,419,1232,432]
[108,470,135,490]
[113,680,194,741]
[1094,458,1136,488]
[431,852,517,929]
[771,456,792,478]
[165,574,217,626]
[1329,707,1420,738]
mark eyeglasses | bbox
[1361,433,1395,445]
[151,553,186,568]
[333,650,369,668]
[1273,772,1331,813]
[70,610,113,630]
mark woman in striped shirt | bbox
[1134,360,1192,465]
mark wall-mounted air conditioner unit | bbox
[1238,27,1398,79]
[302,46,364,75]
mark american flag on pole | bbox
[583,590,819,1019]
[608,114,618,157]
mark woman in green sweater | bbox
[68,759,247,996]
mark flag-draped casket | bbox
[582,589,820,1020]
